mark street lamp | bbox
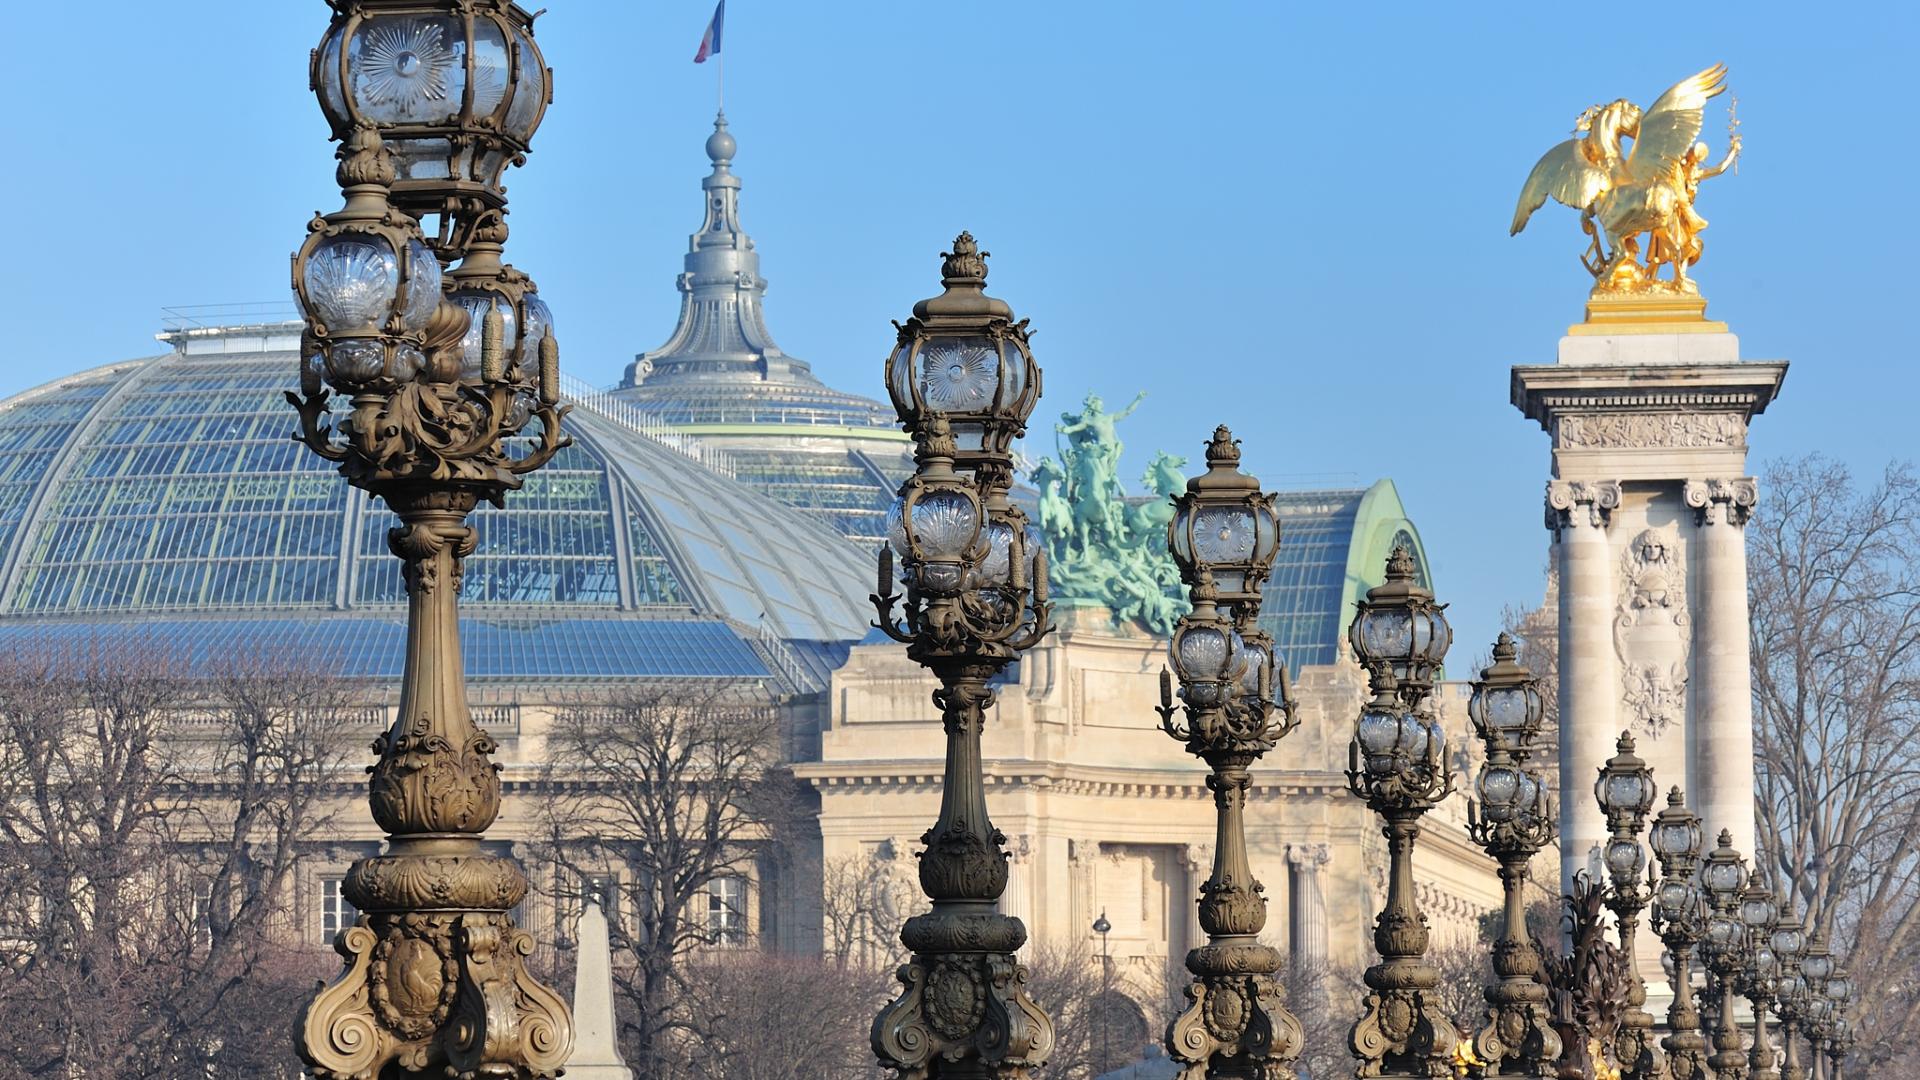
[287,4,572,1078]
[1648,787,1710,1080]
[1819,968,1854,1080]
[1094,910,1113,1072]
[871,235,1055,1080]
[1770,915,1810,1080]
[1156,428,1302,1077]
[1345,546,1457,1080]
[1740,883,1782,1080]
[1464,632,1561,1077]
[1699,830,1753,1080]
[1594,732,1663,1080]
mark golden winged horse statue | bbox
[1511,64,1741,294]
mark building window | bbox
[321,877,357,944]
[704,875,747,946]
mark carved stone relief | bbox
[1555,413,1747,450]
[1614,526,1690,736]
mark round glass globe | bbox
[302,234,399,331]
[908,490,978,560]
[918,336,1000,413]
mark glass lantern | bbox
[1771,921,1807,961]
[1656,878,1696,920]
[1649,788,1704,870]
[1169,598,1245,710]
[886,481,984,599]
[1347,545,1450,691]
[292,128,447,390]
[1466,632,1544,753]
[1166,426,1280,609]
[1595,731,1657,833]
[1740,885,1778,929]
[1605,837,1647,881]
[312,1,551,220]
[883,233,1040,480]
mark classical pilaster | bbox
[1179,842,1213,961]
[1546,478,1622,889]
[1285,843,1331,970]
[1684,477,1760,859]
[1069,838,1100,940]
[1000,835,1033,933]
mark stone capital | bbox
[1006,834,1032,864]
[1180,842,1215,876]
[1545,479,1622,533]
[1683,477,1758,527]
[1285,842,1331,871]
[1068,838,1101,866]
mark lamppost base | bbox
[871,911,1053,1079]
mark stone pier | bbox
[1513,315,1785,889]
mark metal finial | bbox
[940,231,989,288]
[1384,545,1416,581]
[1204,425,1241,466]
[337,121,396,189]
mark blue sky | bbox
[3,1,1914,660]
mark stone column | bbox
[1286,843,1331,969]
[1070,838,1100,935]
[1001,834,1033,933]
[1548,479,1622,890]
[1179,842,1212,961]
[1686,478,1760,858]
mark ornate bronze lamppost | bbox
[870,234,1055,1079]
[1154,427,1303,1077]
[1594,733,1663,1080]
[1738,884,1783,1080]
[1463,633,1561,1076]
[287,4,573,1078]
[1648,787,1710,1080]
[1769,914,1809,1080]
[1344,547,1458,1080]
[1792,931,1832,1080]
[1814,967,1853,1080]
[1699,832,1754,1080]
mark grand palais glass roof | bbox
[0,322,875,686]
[1259,480,1433,673]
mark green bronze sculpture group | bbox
[1032,391,1189,636]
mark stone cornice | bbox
[791,759,1353,799]
[1510,361,1788,430]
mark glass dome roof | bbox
[0,323,877,685]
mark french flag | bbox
[693,0,725,63]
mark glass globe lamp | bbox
[1346,545,1450,691]
[292,126,448,391]
[1649,788,1704,872]
[884,233,1039,480]
[1169,607,1244,710]
[1740,885,1778,929]
[1826,972,1852,1004]
[1772,920,1807,961]
[1605,837,1647,881]
[1656,878,1696,920]
[1700,832,1749,904]
[1466,632,1544,753]
[1595,731,1657,833]
[1166,426,1279,609]
[312,1,551,221]
[886,482,984,598]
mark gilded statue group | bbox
[1512,63,1741,295]
[1031,391,1189,637]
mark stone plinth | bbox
[1513,327,1786,893]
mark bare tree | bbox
[672,952,892,1080]
[820,852,920,969]
[1749,455,1920,1071]
[0,639,356,1079]
[1282,958,1364,1080]
[534,682,800,1076]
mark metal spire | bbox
[623,114,815,388]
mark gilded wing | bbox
[1624,63,1728,184]
[1511,138,1610,235]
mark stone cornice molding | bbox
[1510,361,1788,432]
[1683,477,1758,527]
[1545,479,1622,533]
[792,759,1354,800]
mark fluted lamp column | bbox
[1154,427,1302,1078]
[1344,547,1458,1080]
[286,3,573,1075]
[870,234,1054,1079]
[1648,788,1710,1080]
[1464,633,1561,1077]
[1594,732,1663,1080]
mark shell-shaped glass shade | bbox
[302,235,399,332]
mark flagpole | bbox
[718,49,725,112]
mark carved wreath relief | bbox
[1614,527,1690,736]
